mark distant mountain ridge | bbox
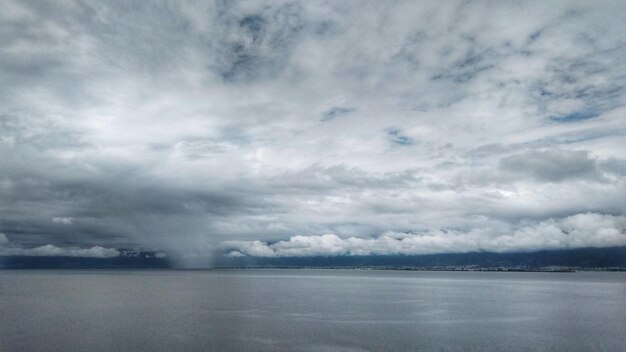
[0,249,170,269]
[1,246,625,269]
[215,246,626,269]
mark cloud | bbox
[0,231,118,258]
[222,213,626,257]
[0,1,625,265]
[52,217,73,225]
[499,149,602,182]
[226,250,245,258]
[0,244,119,258]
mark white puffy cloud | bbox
[222,213,626,257]
[0,233,119,258]
[0,245,119,258]
[226,250,245,258]
[52,217,73,225]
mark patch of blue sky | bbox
[550,110,599,123]
[553,128,626,144]
[387,128,413,146]
[321,107,355,122]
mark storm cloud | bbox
[1,1,625,265]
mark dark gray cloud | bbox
[1,1,625,266]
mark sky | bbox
[1,0,625,267]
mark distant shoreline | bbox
[211,266,626,272]
[3,267,625,272]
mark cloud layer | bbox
[1,1,625,263]
[223,213,626,257]
[0,242,119,258]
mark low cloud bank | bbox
[0,244,120,258]
[222,213,626,257]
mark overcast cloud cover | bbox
[1,0,625,266]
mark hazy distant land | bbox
[2,246,624,271]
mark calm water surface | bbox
[1,269,625,351]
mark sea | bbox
[1,269,625,351]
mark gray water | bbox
[1,270,625,352]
